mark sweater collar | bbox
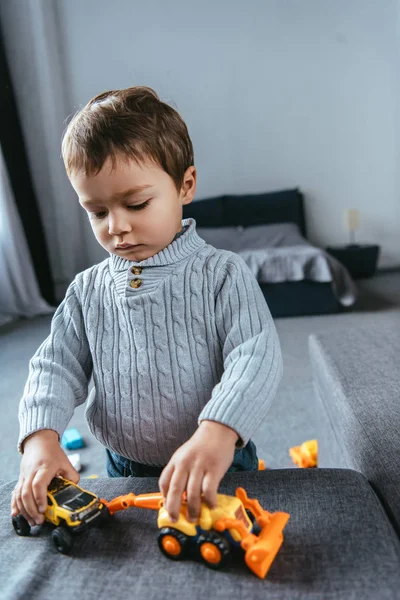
[109,218,205,272]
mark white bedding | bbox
[197,223,357,306]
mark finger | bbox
[159,463,175,498]
[20,475,42,525]
[59,461,80,484]
[165,469,188,522]
[14,483,34,527]
[11,485,21,516]
[186,469,204,522]
[11,485,22,517]
[32,467,55,518]
[15,499,32,527]
[201,472,219,509]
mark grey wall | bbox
[1,0,400,292]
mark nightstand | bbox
[326,244,380,279]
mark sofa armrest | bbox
[309,322,400,531]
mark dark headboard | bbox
[183,188,307,238]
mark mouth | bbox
[115,243,143,250]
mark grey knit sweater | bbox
[19,219,283,465]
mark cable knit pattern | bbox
[18,219,283,464]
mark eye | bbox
[92,211,107,219]
[127,200,150,211]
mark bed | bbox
[183,188,357,318]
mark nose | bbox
[108,211,132,236]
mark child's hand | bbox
[159,421,238,522]
[11,429,80,527]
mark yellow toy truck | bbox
[12,476,109,553]
[105,487,290,579]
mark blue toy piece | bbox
[61,428,84,450]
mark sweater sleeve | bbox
[198,255,283,446]
[18,281,93,452]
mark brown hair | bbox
[62,86,194,191]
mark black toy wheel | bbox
[196,531,231,570]
[52,526,74,554]
[158,527,190,561]
[12,515,31,536]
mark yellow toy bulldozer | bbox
[105,487,289,579]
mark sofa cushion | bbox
[309,322,400,533]
[1,469,399,599]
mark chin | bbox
[123,249,154,262]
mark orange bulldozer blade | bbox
[244,511,290,579]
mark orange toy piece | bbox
[103,487,289,579]
[105,492,164,514]
[289,439,318,468]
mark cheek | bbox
[90,219,108,240]
[149,196,181,222]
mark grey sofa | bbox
[1,467,400,599]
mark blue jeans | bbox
[106,440,259,478]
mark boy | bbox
[11,86,282,528]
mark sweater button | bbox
[130,279,142,289]
[131,266,142,275]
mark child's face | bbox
[70,156,196,262]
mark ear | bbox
[180,166,196,206]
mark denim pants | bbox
[106,440,259,478]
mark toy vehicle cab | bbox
[12,477,109,553]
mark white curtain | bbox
[0,145,54,326]
[1,1,98,302]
